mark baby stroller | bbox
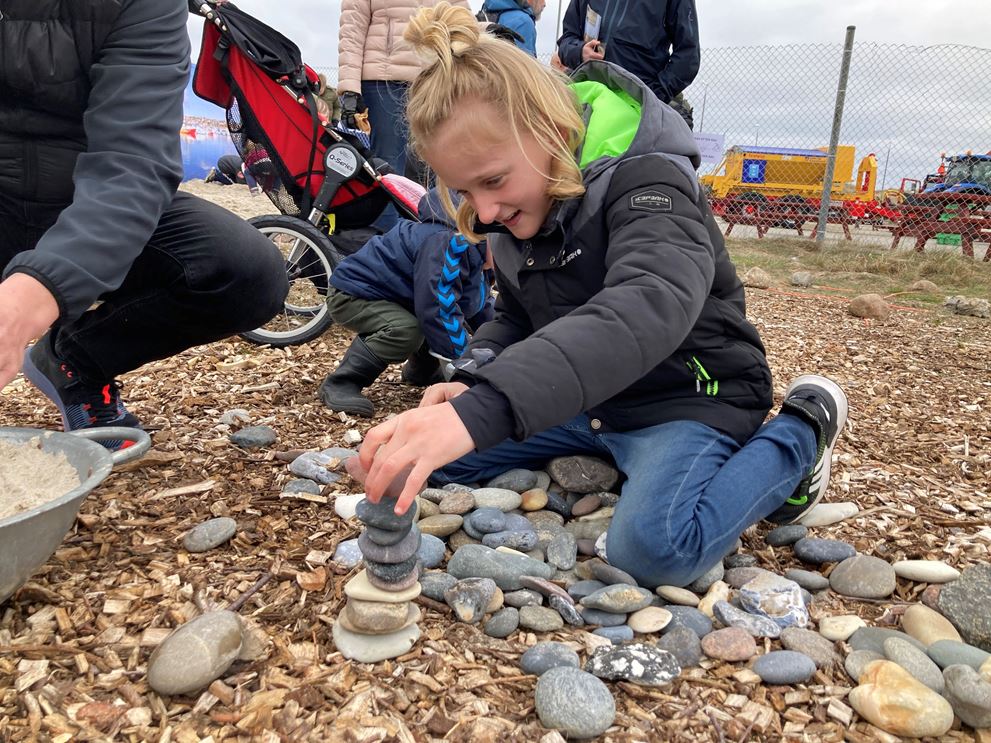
[188,0,425,346]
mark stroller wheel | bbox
[240,215,342,347]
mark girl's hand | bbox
[419,381,469,408]
[581,40,605,62]
[358,402,475,515]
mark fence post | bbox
[815,26,856,246]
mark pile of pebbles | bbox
[153,446,991,739]
[331,495,424,663]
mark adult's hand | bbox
[358,402,475,516]
[0,274,59,389]
[581,39,605,62]
[419,381,469,408]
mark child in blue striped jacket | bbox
[319,188,493,418]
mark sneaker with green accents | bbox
[766,375,848,525]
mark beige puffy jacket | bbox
[337,0,472,93]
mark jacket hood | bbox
[481,0,534,16]
[417,187,460,229]
[571,61,700,180]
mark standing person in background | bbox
[477,0,545,57]
[337,0,471,228]
[556,0,700,129]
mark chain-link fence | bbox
[311,37,991,258]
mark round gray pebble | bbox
[282,478,321,495]
[723,553,758,568]
[593,625,635,644]
[784,568,830,592]
[484,607,520,638]
[229,425,277,449]
[793,537,856,564]
[182,517,237,553]
[658,625,703,668]
[752,650,817,685]
[466,507,507,534]
[535,667,616,739]
[418,571,458,602]
[662,606,713,639]
[765,524,808,547]
[416,533,446,569]
[521,641,581,676]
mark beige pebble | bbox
[417,514,463,538]
[487,587,505,614]
[848,660,954,738]
[342,600,419,635]
[627,607,672,634]
[697,581,730,619]
[655,585,700,606]
[891,560,960,584]
[520,488,549,511]
[818,614,866,642]
[416,498,440,519]
[700,627,756,662]
[344,570,421,603]
[439,490,476,515]
[901,604,962,646]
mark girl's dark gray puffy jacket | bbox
[449,62,773,452]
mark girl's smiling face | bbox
[423,100,555,240]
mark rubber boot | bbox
[400,342,444,387]
[318,336,388,417]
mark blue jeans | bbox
[433,414,816,588]
[362,80,410,232]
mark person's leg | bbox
[320,291,422,416]
[601,416,817,588]
[431,414,609,486]
[50,191,289,382]
[362,80,410,232]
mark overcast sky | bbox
[187,0,989,64]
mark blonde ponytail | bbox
[404,2,585,241]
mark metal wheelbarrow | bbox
[0,426,151,604]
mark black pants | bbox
[0,191,289,383]
[215,154,246,185]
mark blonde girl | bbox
[353,3,847,588]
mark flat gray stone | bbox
[752,650,817,685]
[465,507,507,534]
[549,595,585,626]
[519,605,565,632]
[355,496,415,532]
[485,469,538,493]
[229,425,276,449]
[521,641,581,676]
[416,534,446,569]
[687,562,725,594]
[288,451,343,485]
[584,643,680,686]
[765,524,808,547]
[419,571,457,602]
[282,478,321,495]
[793,537,856,564]
[581,607,629,627]
[503,588,543,608]
[662,606,713,639]
[364,554,419,583]
[589,561,638,587]
[581,585,654,614]
[332,621,420,663]
[546,532,578,571]
[568,580,607,600]
[547,456,619,494]
[543,491,573,519]
[848,627,926,656]
[724,567,775,589]
[829,554,896,598]
[937,563,991,652]
[780,627,842,669]
[535,667,616,739]
[358,527,421,564]
[448,544,553,590]
[481,529,539,552]
[784,568,830,592]
[942,664,991,729]
[147,611,243,696]
[884,637,945,693]
[182,517,237,553]
[658,626,703,668]
[484,607,520,638]
[927,639,991,671]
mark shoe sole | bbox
[22,345,73,432]
[782,375,849,523]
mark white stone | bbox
[818,614,866,642]
[697,581,730,619]
[798,501,859,527]
[332,620,420,663]
[334,493,365,520]
[628,607,672,634]
[146,611,243,696]
[892,560,961,584]
[343,429,362,445]
[655,585,700,606]
[344,570,421,603]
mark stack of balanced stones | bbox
[332,495,423,663]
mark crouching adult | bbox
[0,0,288,445]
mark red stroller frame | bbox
[187,0,425,346]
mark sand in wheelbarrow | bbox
[0,438,80,520]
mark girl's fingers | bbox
[395,460,434,515]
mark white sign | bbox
[694,132,725,165]
[325,147,358,177]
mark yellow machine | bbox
[701,145,878,206]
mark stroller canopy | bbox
[196,1,304,80]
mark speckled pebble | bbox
[535,667,616,739]
[883,637,945,693]
[722,553,758,569]
[332,538,363,568]
[471,487,523,512]
[584,643,680,686]
[712,601,781,638]
[780,627,842,669]
[504,589,544,608]
[550,594,585,626]
[519,605,565,632]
